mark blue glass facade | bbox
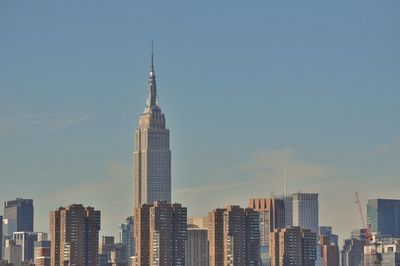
[3,198,34,237]
[367,199,400,238]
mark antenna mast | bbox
[284,152,288,196]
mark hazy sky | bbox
[1,1,399,242]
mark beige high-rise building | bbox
[133,48,171,209]
[269,226,317,266]
[49,204,100,266]
[134,201,187,266]
[249,198,285,265]
[208,206,260,266]
[185,228,209,266]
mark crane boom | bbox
[354,192,371,245]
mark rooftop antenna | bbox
[151,40,154,72]
[284,151,288,197]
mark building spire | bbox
[151,40,154,73]
[145,41,159,112]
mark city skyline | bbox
[1,0,399,243]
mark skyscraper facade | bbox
[292,193,319,235]
[364,239,400,266]
[269,226,317,266]
[133,51,171,208]
[320,235,339,266]
[185,228,209,266]
[208,205,260,266]
[133,201,187,266]
[341,237,364,266]
[320,226,339,246]
[13,231,38,262]
[367,198,400,238]
[49,204,101,266]
[3,198,34,237]
[34,240,51,266]
[282,195,293,227]
[249,197,285,266]
[118,216,135,260]
[3,239,22,266]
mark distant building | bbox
[249,197,285,266]
[99,236,115,265]
[320,226,339,246]
[118,216,135,260]
[269,226,317,266]
[36,232,48,242]
[3,239,22,266]
[3,199,34,237]
[188,216,209,229]
[320,235,339,266]
[341,237,364,266]
[34,240,50,266]
[99,236,128,266]
[364,238,400,265]
[208,205,260,266]
[185,228,209,266]
[134,201,187,266]
[367,199,400,238]
[281,195,293,227]
[292,193,319,234]
[13,232,38,262]
[49,204,100,266]
[109,243,127,266]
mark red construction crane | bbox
[354,192,372,245]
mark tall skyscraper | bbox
[49,204,101,266]
[269,226,317,266]
[249,197,285,266]
[133,49,171,208]
[3,198,34,237]
[208,205,260,266]
[367,198,400,238]
[134,201,187,266]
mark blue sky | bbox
[0,1,399,241]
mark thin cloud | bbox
[0,111,92,134]
[174,148,335,216]
[50,114,92,129]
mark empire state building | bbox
[133,50,171,208]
